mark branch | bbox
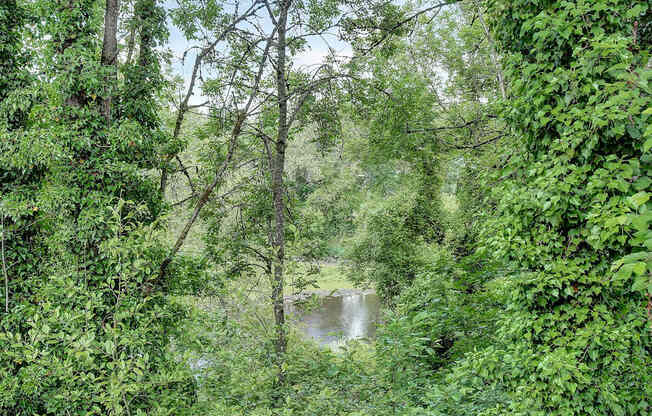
[186,100,209,110]
[405,116,497,134]
[159,28,275,280]
[160,1,266,195]
[175,155,197,194]
[263,0,277,26]
[441,133,506,150]
[242,244,271,263]
[360,1,458,54]
[171,193,197,208]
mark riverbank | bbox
[284,287,375,302]
[286,261,361,294]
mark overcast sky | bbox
[163,0,353,105]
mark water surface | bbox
[286,290,380,347]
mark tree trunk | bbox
[126,23,136,65]
[61,0,89,108]
[137,0,153,68]
[101,0,119,124]
[271,0,290,388]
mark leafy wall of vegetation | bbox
[484,1,650,413]
[1,0,649,415]
[425,1,651,415]
[0,1,197,413]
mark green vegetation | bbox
[287,262,356,293]
[1,0,650,415]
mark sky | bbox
[163,0,353,106]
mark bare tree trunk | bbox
[101,0,120,124]
[271,0,290,388]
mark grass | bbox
[286,261,356,294]
[313,263,356,291]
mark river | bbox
[285,289,380,348]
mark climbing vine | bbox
[469,1,651,414]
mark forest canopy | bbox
[0,0,650,415]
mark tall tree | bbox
[431,1,651,414]
[270,0,291,377]
[0,0,197,413]
[100,0,119,123]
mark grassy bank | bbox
[286,261,358,294]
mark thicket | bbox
[1,0,650,415]
[0,1,198,413]
[425,1,652,415]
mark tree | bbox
[429,1,651,414]
[0,0,198,413]
[341,0,505,300]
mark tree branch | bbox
[160,1,266,196]
[159,27,275,279]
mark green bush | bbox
[429,1,652,414]
[346,189,441,300]
[0,1,199,413]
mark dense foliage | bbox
[0,0,197,413]
[1,0,649,415]
[425,1,652,415]
[480,1,651,413]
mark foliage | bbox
[374,245,506,406]
[346,186,439,300]
[175,287,389,416]
[2,0,650,414]
[0,0,32,131]
[432,1,652,415]
[0,1,198,413]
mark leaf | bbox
[615,263,635,280]
[644,137,652,153]
[633,176,651,191]
[632,261,647,276]
[628,192,650,209]
[632,275,649,292]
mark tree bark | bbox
[271,0,290,386]
[126,24,136,65]
[101,0,119,124]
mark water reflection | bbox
[286,291,380,347]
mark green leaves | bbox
[0,0,199,414]
[457,0,652,414]
[629,191,650,210]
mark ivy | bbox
[0,1,196,414]
[454,1,652,414]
